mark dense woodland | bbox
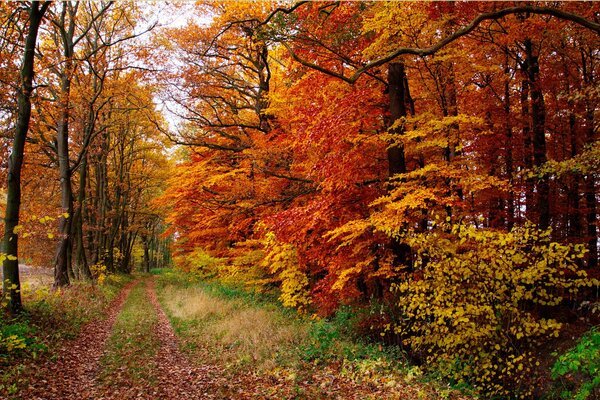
[1,1,600,398]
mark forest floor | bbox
[2,272,475,400]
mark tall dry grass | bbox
[160,284,307,370]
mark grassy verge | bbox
[98,280,160,387]
[0,273,132,396]
[155,269,471,399]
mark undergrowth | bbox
[551,326,600,400]
[155,269,469,399]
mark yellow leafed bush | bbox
[0,332,27,353]
[390,222,595,398]
[89,263,108,285]
[261,232,311,310]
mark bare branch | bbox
[281,5,600,84]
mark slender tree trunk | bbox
[2,2,49,314]
[584,107,598,268]
[54,69,74,287]
[567,105,581,240]
[141,234,150,273]
[521,72,534,221]
[504,52,515,229]
[386,63,411,274]
[256,44,271,132]
[74,156,92,279]
[387,63,407,179]
[525,40,550,230]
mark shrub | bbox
[390,222,596,398]
[260,232,311,311]
[552,326,600,400]
[175,247,225,278]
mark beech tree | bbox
[1,1,50,314]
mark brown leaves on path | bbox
[7,276,471,400]
[18,279,138,400]
[101,278,223,400]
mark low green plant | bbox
[302,319,340,362]
[551,326,600,400]
[149,268,165,275]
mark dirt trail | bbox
[101,278,222,400]
[19,280,138,400]
[145,278,221,399]
[16,276,227,400]
[8,275,472,400]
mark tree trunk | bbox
[74,155,92,279]
[504,52,515,229]
[584,107,598,269]
[580,49,598,269]
[386,62,411,272]
[567,106,581,240]
[521,76,534,221]
[2,2,49,314]
[525,40,550,230]
[387,63,407,178]
[141,234,150,273]
[54,68,74,288]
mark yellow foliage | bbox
[180,247,225,279]
[89,263,108,285]
[0,333,26,353]
[390,222,593,397]
[326,219,373,250]
[261,232,311,310]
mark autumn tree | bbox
[31,1,157,285]
[1,1,50,314]
[159,2,600,395]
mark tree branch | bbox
[281,5,600,84]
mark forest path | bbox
[99,277,222,399]
[10,274,472,400]
[16,276,223,400]
[18,279,138,399]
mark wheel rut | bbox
[20,279,138,400]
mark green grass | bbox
[99,280,160,386]
[156,270,405,366]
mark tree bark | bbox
[525,40,550,230]
[386,63,411,271]
[74,155,92,279]
[584,107,598,268]
[521,75,534,221]
[54,67,74,287]
[387,63,407,178]
[580,49,598,269]
[503,52,515,229]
